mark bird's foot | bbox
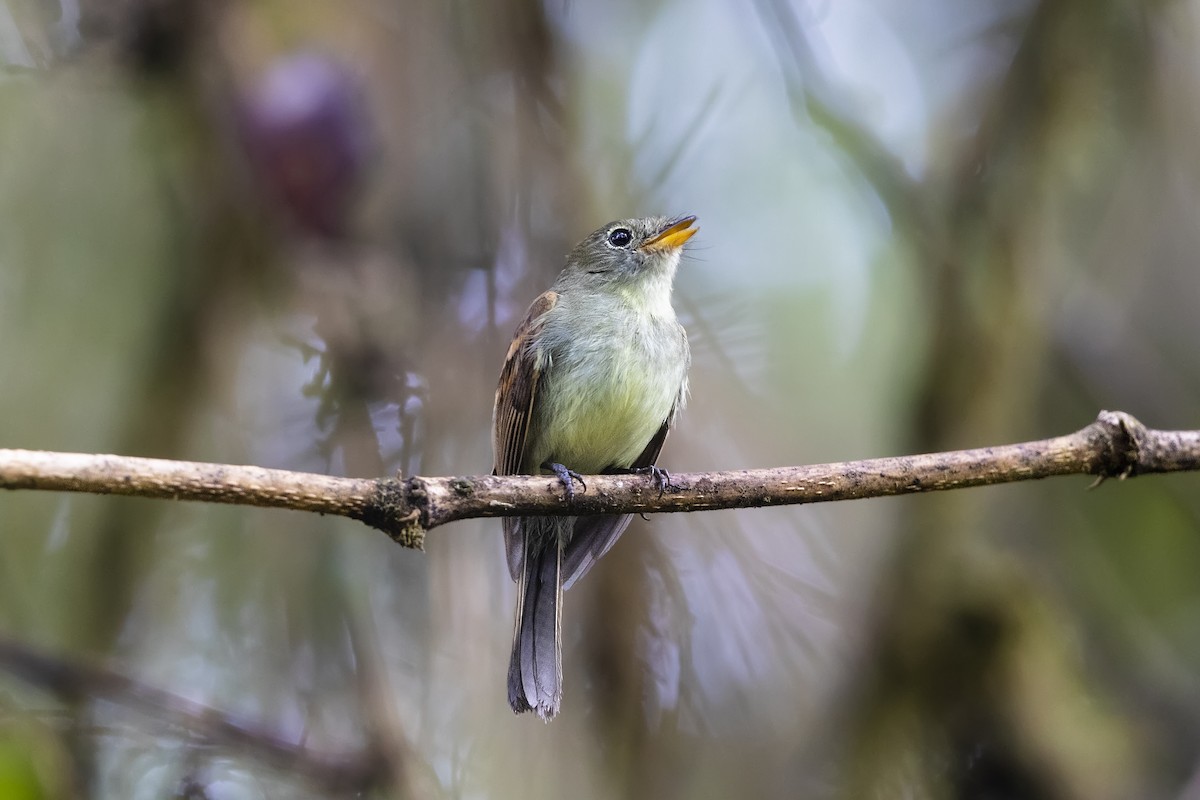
[543,461,586,501]
[633,464,674,496]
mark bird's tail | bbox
[508,536,563,718]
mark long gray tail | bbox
[508,539,563,718]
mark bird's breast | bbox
[530,305,688,474]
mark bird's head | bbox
[562,215,698,290]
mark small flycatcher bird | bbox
[492,215,696,718]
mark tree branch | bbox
[1,411,1196,550]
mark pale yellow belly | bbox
[528,346,682,474]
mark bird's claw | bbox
[634,465,673,496]
[544,462,586,501]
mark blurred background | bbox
[1,0,1199,797]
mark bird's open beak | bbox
[641,215,698,252]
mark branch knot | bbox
[360,478,425,549]
[1093,410,1146,479]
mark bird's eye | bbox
[607,227,633,248]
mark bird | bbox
[492,215,695,718]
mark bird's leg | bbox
[606,464,674,496]
[542,461,586,501]
[634,465,674,496]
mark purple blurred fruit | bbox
[239,53,371,238]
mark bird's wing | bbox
[628,414,673,471]
[493,290,558,581]
[561,409,675,590]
